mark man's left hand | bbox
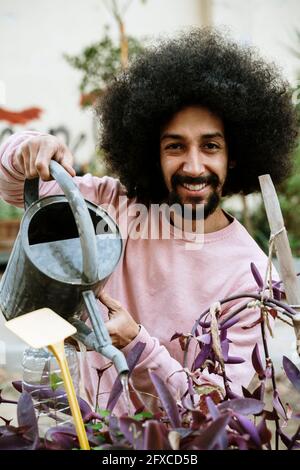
[98,291,140,349]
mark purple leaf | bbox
[189,415,230,450]
[198,320,211,328]
[143,420,170,450]
[242,386,253,399]
[191,410,207,430]
[253,383,265,401]
[272,286,282,300]
[250,262,264,289]
[119,417,144,450]
[226,388,242,399]
[221,339,229,361]
[193,343,211,370]
[228,433,249,450]
[83,411,104,423]
[263,409,278,421]
[220,316,241,330]
[107,341,146,412]
[170,332,183,342]
[251,344,265,379]
[196,333,211,345]
[218,398,264,415]
[279,430,300,449]
[206,396,221,420]
[149,372,181,428]
[206,396,228,449]
[282,356,300,393]
[12,381,22,393]
[225,356,245,364]
[13,380,92,420]
[272,390,287,420]
[235,414,261,447]
[108,415,122,445]
[187,376,195,398]
[0,416,12,426]
[220,328,228,342]
[45,425,100,449]
[44,426,78,450]
[257,418,272,445]
[17,392,39,449]
[0,427,36,450]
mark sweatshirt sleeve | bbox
[121,325,189,409]
[0,131,125,209]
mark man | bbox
[0,29,298,413]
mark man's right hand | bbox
[13,134,76,181]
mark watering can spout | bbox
[75,290,129,376]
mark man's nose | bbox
[182,148,206,176]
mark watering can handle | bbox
[23,161,99,284]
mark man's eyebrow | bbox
[160,131,225,141]
[202,132,225,139]
[160,133,182,142]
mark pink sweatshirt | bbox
[0,132,274,414]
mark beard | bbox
[167,172,221,220]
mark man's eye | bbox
[165,143,183,150]
[203,142,220,150]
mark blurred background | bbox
[0,0,300,422]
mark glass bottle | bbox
[22,344,80,437]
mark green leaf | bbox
[50,372,63,391]
[63,32,145,98]
[96,408,111,417]
[133,411,153,421]
[87,422,103,431]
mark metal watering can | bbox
[0,161,128,375]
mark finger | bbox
[35,142,58,181]
[98,291,122,313]
[28,140,40,178]
[22,146,32,179]
[13,145,29,177]
[55,146,76,177]
[103,318,117,343]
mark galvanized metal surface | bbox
[0,162,127,377]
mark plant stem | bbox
[288,423,300,450]
[260,311,279,450]
[184,292,297,368]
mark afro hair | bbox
[96,28,298,204]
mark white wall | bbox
[0,0,204,163]
[214,0,300,82]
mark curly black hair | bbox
[96,28,298,204]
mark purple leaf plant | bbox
[1,262,300,450]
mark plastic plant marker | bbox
[5,308,90,450]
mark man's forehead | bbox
[160,105,225,137]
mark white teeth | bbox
[182,183,207,191]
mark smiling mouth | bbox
[180,182,208,192]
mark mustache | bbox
[171,173,220,189]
